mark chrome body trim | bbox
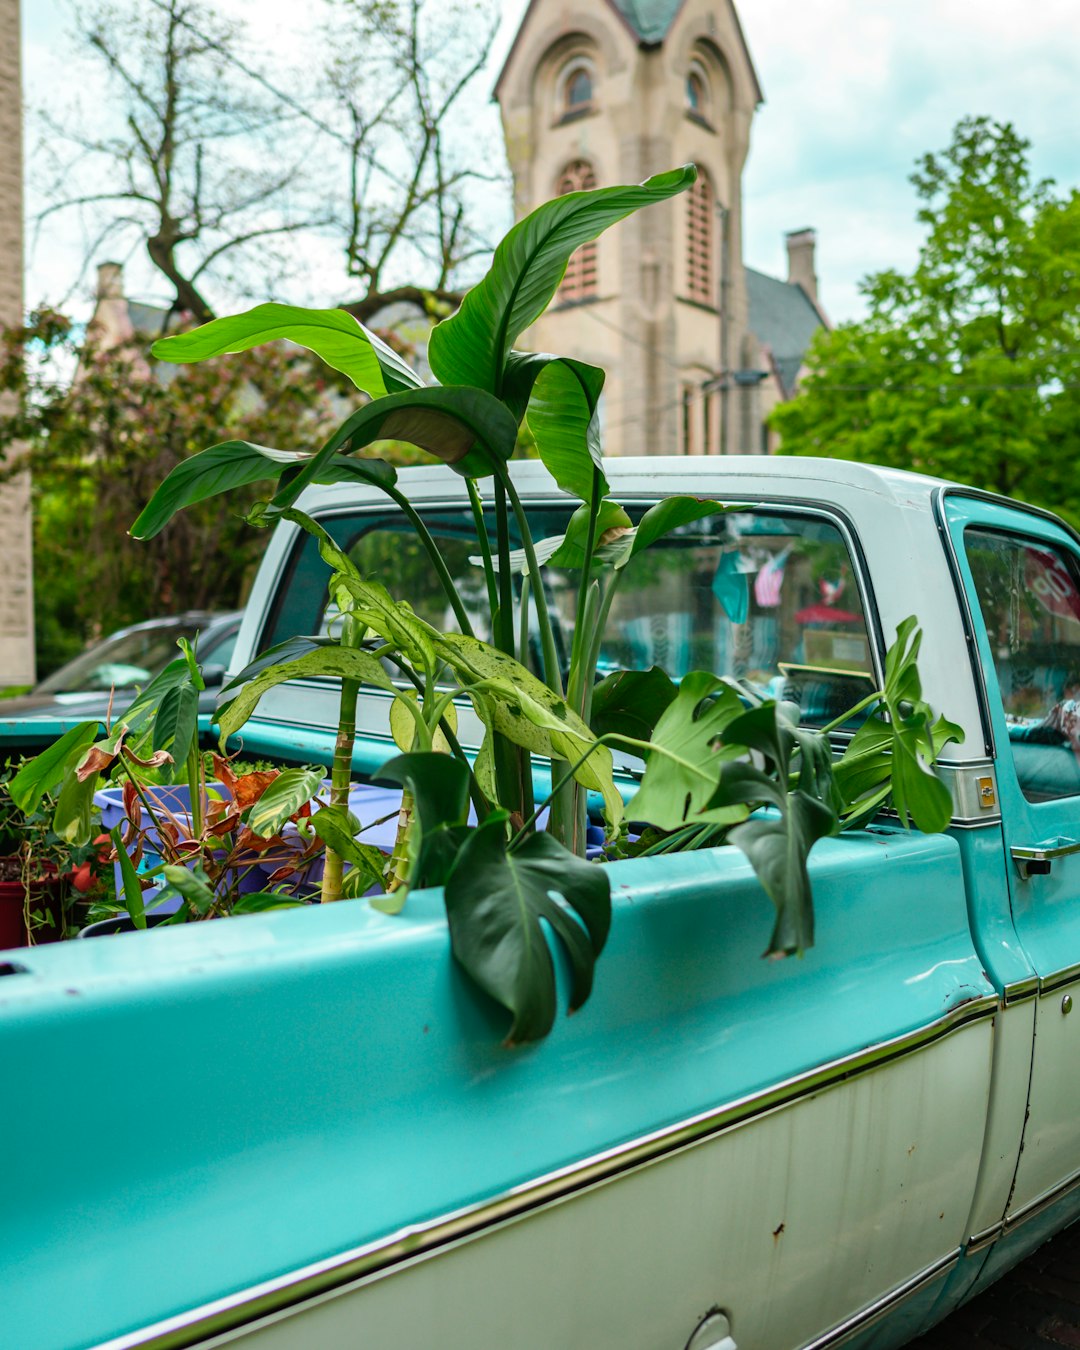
[1039,963,1080,996]
[1002,977,1040,1006]
[799,1250,959,1350]
[93,996,998,1350]
[933,488,998,760]
[938,762,1002,826]
[966,1222,1003,1254]
[1005,1164,1080,1233]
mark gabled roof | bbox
[745,268,826,398]
[607,0,684,43]
[494,0,763,107]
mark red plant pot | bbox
[0,859,68,949]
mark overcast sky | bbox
[22,0,1080,324]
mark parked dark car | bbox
[0,610,242,761]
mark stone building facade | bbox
[495,0,826,457]
[0,0,34,684]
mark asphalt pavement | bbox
[906,1220,1080,1349]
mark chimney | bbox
[785,228,818,303]
[88,260,135,347]
[95,260,124,300]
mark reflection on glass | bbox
[267,505,875,729]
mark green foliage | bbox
[772,117,1080,524]
[0,312,353,673]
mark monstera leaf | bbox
[151,303,423,397]
[444,818,612,1044]
[705,700,841,956]
[374,752,473,893]
[834,617,962,832]
[590,667,677,744]
[628,672,750,830]
[428,166,696,394]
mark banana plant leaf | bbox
[595,496,733,569]
[150,302,423,397]
[130,440,397,540]
[502,352,608,504]
[271,385,520,510]
[443,818,611,1044]
[427,165,696,395]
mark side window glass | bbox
[262,506,875,729]
[965,527,1080,801]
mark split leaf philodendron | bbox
[130,163,961,1043]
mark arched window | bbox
[557,160,598,302]
[686,68,706,114]
[686,168,714,305]
[557,57,595,118]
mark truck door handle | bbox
[1012,837,1080,878]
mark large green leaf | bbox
[428,165,697,395]
[545,500,632,570]
[272,386,520,510]
[834,617,962,832]
[430,631,623,829]
[704,701,841,956]
[111,824,146,930]
[247,767,326,838]
[309,809,388,892]
[598,497,731,570]
[131,440,397,540]
[503,352,608,504]
[628,672,749,830]
[218,637,335,699]
[151,303,423,397]
[9,721,99,812]
[590,667,677,744]
[152,682,199,780]
[718,767,835,957]
[216,646,396,744]
[374,752,473,891]
[444,821,611,1044]
[332,576,438,673]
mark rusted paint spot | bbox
[772,1222,785,1241]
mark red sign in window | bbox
[1025,546,1080,624]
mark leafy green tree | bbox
[772,117,1080,522]
[0,312,349,673]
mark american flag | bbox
[754,547,791,608]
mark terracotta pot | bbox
[0,859,68,949]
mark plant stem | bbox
[466,478,499,633]
[321,614,363,904]
[818,689,883,736]
[493,477,514,656]
[499,468,562,696]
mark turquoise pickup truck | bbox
[5,455,1080,1350]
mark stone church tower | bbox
[495,0,824,458]
[0,0,34,683]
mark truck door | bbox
[947,495,1080,1229]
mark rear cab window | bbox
[261,502,877,730]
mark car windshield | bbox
[35,622,209,695]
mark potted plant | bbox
[0,761,109,946]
